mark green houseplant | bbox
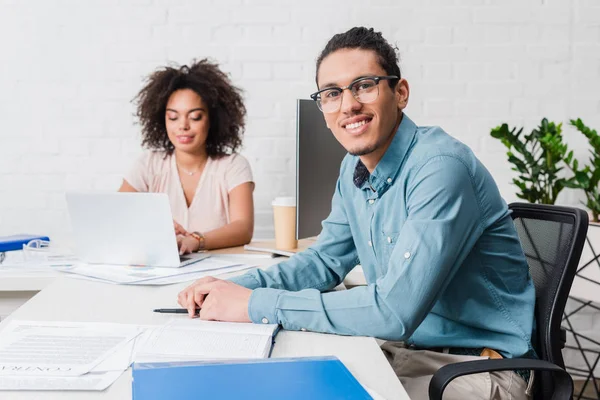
[490,118,572,205]
[565,118,600,222]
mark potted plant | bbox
[490,118,572,205]
[491,118,600,389]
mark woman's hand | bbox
[174,220,188,236]
[176,234,200,255]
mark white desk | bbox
[0,249,63,319]
[0,257,408,399]
[0,271,59,320]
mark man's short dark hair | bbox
[315,27,401,88]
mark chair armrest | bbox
[429,358,572,400]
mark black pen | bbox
[153,308,200,314]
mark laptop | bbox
[66,192,210,268]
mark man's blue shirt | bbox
[230,114,535,358]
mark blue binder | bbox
[132,356,373,400]
[0,234,50,253]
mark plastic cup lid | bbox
[272,197,296,207]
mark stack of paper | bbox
[0,320,148,391]
[135,319,279,363]
[0,319,280,391]
[57,258,254,285]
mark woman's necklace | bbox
[177,157,207,176]
[179,166,198,176]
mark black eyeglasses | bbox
[310,75,399,113]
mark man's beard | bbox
[347,133,389,156]
[348,143,378,156]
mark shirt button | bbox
[261,317,269,324]
[387,178,392,183]
[368,241,372,247]
[300,328,307,332]
[368,199,375,205]
[387,236,392,243]
[404,252,411,259]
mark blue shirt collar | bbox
[353,114,418,195]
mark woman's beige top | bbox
[125,151,253,233]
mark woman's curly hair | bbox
[134,59,246,157]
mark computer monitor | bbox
[296,99,348,239]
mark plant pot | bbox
[570,220,600,304]
[563,220,600,385]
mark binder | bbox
[0,234,50,253]
[132,356,373,400]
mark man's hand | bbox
[177,277,252,322]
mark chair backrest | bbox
[509,203,588,399]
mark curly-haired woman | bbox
[119,59,254,253]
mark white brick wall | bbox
[1,1,600,364]
[2,0,598,243]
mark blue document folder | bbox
[0,234,50,253]
[132,356,373,400]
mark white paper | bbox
[91,334,137,373]
[211,253,275,260]
[135,320,278,363]
[167,319,278,336]
[127,264,254,285]
[58,258,243,284]
[0,371,124,391]
[0,321,141,377]
[0,249,79,270]
[0,324,154,391]
[62,264,254,286]
[243,245,296,257]
[91,325,155,373]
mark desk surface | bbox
[0,258,408,400]
[0,242,368,292]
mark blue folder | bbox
[0,234,50,253]
[132,356,373,400]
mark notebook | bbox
[0,234,50,253]
[132,356,372,400]
[134,320,280,363]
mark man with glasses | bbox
[178,27,534,399]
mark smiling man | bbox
[178,27,535,399]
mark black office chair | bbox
[429,203,588,400]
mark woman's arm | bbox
[197,181,255,250]
[118,179,138,192]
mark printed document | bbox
[0,371,123,391]
[0,320,141,377]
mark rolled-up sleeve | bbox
[244,156,484,339]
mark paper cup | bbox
[272,197,297,250]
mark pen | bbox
[153,308,200,314]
